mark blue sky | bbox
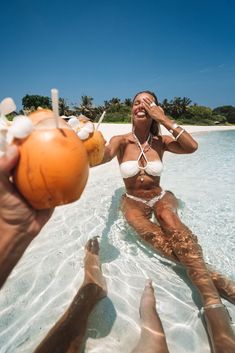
[1,0,235,110]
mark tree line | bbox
[17,94,235,125]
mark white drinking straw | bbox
[96,111,106,130]
[51,88,59,128]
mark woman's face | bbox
[132,92,155,125]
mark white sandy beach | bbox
[96,123,235,141]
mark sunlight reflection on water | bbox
[0,131,234,353]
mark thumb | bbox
[0,144,19,175]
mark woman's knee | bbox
[156,207,179,227]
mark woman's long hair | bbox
[132,90,161,136]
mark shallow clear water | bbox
[0,131,234,353]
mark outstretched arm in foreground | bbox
[131,280,169,353]
[33,237,107,353]
[0,145,53,288]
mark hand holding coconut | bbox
[0,90,105,287]
[0,143,54,287]
[0,90,106,211]
[0,91,89,210]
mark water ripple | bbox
[0,132,234,353]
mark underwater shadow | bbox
[99,187,202,308]
[123,223,202,309]
[99,187,124,263]
[82,296,117,350]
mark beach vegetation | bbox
[161,96,192,118]
[177,106,229,125]
[20,94,234,125]
[22,95,51,111]
[212,106,235,124]
[58,98,71,116]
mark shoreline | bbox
[96,123,235,140]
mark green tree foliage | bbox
[59,98,70,116]
[211,114,227,124]
[178,105,228,125]
[124,98,132,107]
[22,94,51,111]
[73,95,95,120]
[19,93,234,125]
[81,95,93,108]
[104,104,131,123]
[212,106,235,124]
[103,97,121,111]
[100,97,131,122]
[160,96,192,118]
[5,113,16,121]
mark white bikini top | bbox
[119,133,164,179]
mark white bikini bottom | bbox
[125,190,166,208]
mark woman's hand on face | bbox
[0,145,54,239]
[142,97,166,123]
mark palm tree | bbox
[181,97,192,107]
[161,98,171,115]
[109,97,121,105]
[104,100,111,109]
[81,95,93,108]
[72,95,95,120]
[171,97,191,118]
[124,98,132,107]
[59,98,70,116]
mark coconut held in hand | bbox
[67,115,105,167]
[13,109,89,209]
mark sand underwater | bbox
[0,127,235,353]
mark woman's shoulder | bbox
[152,134,172,153]
[110,132,133,144]
[152,134,165,145]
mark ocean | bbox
[0,130,234,353]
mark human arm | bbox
[0,145,53,288]
[101,135,125,164]
[143,98,198,154]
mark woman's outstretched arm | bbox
[101,135,125,164]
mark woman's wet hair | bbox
[132,90,160,136]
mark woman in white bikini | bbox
[102,90,235,353]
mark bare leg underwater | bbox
[131,279,169,353]
[33,237,107,353]
[121,193,235,304]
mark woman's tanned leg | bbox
[131,279,169,353]
[207,266,235,305]
[121,195,178,262]
[154,191,235,302]
[155,192,235,352]
[33,237,107,353]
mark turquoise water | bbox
[0,131,234,353]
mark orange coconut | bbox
[82,130,106,167]
[13,117,89,209]
[29,108,69,128]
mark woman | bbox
[102,90,235,353]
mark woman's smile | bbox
[136,110,146,117]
